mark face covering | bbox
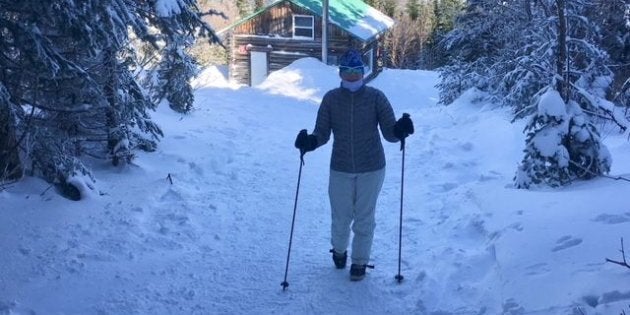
[341,79,364,92]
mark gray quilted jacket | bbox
[312,84,399,173]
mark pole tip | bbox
[395,274,404,283]
[281,281,289,290]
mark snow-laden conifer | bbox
[0,0,220,199]
[155,41,199,113]
[438,0,626,188]
[515,86,611,188]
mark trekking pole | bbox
[281,156,305,291]
[395,121,408,283]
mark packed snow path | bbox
[2,61,630,314]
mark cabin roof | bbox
[218,0,395,42]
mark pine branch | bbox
[19,98,95,113]
[570,82,629,132]
[199,9,227,19]
[39,184,53,197]
[568,160,630,182]
[0,180,15,192]
[606,238,630,269]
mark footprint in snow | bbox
[188,162,204,176]
[552,235,582,252]
[592,213,630,224]
[479,170,502,181]
[430,182,459,193]
[502,298,525,314]
[509,222,524,231]
[489,222,523,242]
[524,262,551,276]
[0,301,37,315]
[159,188,184,202]
[459,142,474,151]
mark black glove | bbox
[394,113,414,140]
[294,129,318,156]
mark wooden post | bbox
[322,0,329,64]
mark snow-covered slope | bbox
[1,58,630,314]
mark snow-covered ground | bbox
[2,58,630,314]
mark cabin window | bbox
[292,15,314,39]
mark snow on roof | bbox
[291,0,394,41]
[345,5,395,41]
[219,0,394,42]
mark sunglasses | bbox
[339,66,364,75]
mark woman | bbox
[295,49,414,281]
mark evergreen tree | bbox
[438,0,624,188]
[0,0,109,195]
[0,84,21,181]
[236,0,252,17]
[384,1,435,69]
[385,14,422,69]
[406,0,420,21]
[0,0,220,198]
[424,0,464,69]
[436,0,511,103]
[382,0,397,18]
[515,86,611,188]
[157,43,199,113]
[515,87,572,188]
[363,0,378,7]
[587,0,630,106]
[434,0,462,34]
[362,0,395,17]
[254,0,265,11]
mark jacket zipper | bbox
[350,93,356,172]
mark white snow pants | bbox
[329,167,385,265]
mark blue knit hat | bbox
[339,49,364,72]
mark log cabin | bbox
[218,0,395,86]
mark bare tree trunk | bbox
[0,103,22,181]
[556,0,569,102]
[104,47,121,166]
[524,0,533,21]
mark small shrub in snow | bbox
[515,87,611,188]
[515,88,571,188]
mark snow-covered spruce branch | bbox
[0,106,35,172]
[133,51,162,81]
[0,180,15,192]
[568,160,630,183]
[19,98,95,113]
[606,238,630,269]
[614,77,630,103]
[0,164,20,190]
[570,82,629,132]
[580,108,628,132]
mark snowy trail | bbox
[3,62,630,314]
[105,73,494,314]
[170,70,508,314]
[0,84,539,315]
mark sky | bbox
[1,58,630,315]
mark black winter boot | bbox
[350,264,374,281]
[330,249,347,269]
